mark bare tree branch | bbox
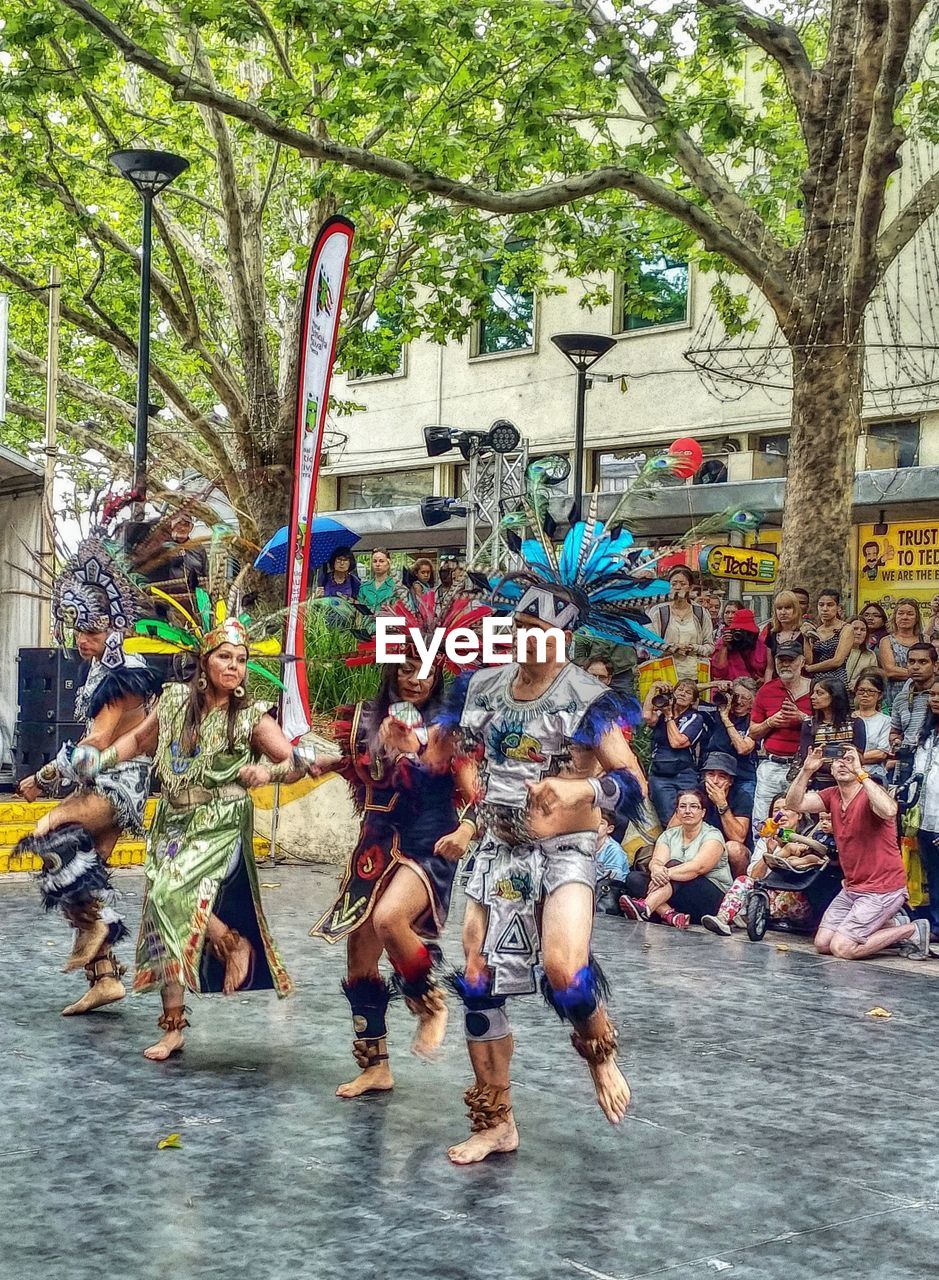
[877,168,939,266]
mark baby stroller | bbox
[744,832,843,941]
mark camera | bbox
[712,691,729,710]
[651,693,672,710]
[822,744,846,759]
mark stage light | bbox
[487,419,521,454]
[420,496,467,527]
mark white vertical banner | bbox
[281,216,355,741]
[0,293,9,421]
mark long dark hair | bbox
[365,660,445,761]
[812,676,852,730]
[920,677,939,746]
[182,651,248,754]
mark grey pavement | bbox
[1,864,936,1280]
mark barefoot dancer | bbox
[15,537,161,1017]
[291,594,484,1097]
[444,506,669,1164]
[76,615,294,1060]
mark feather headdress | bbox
[126,585,284,690]
[347,589,492,674]
[494,491,670,648]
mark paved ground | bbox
[1,864,937,1280]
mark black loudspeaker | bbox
[13,720,85,776]
[17,648,87,723]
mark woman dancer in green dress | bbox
[78,618,295,1060]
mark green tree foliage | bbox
[3,0,939,593]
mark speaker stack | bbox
[13,648,87,779]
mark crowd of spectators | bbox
[584,575,939,966]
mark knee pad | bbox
[464,1005,511,1042]
[541,957,610,1024]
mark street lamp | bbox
[550,332,616,522]
[110,148,189,509]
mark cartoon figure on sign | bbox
[304,395,319,434]
[861,539,894,580]
[294,521,308,563]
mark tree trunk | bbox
[779,333,863,602]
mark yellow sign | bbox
[856,520,939,624]
[636,657,711,701]
[700,544,779,584]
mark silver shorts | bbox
[465,830,597,996]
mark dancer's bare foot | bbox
[61,976,125,1016]
[144,1030,185,1061]
[336,1062,394,1098]
[411,1001,448,1061]
[587,1055,631,1124]
[221,933,253,994]
[63,921,109,972]
[448,1120,519,1165]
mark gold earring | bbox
[234,684,245,699]
[197,674,207,690]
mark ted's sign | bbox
[699,544,779,583]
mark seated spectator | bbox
[889,642,937,753]
[619,789,731,929]
[845,616,877,687]
[317,546,361,601]
[785,745,930,960]
[912,677,939,942]
[710,608,767,684]
[853,672,891,783]
[796,676,865,790]
[705,678,758,818]
[702,795,838,936]
[642,678,706,826]
[699,751,751,876]
[594,816,632,914]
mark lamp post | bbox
[550,332,616,522]
[110,149,189,511]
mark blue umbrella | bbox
[254,517,360,575]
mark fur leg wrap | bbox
[392,945,447,1018]
[570,1012,619,1066]
[342,976,393,1066]
[157,1007,190,1033]
[464,1083,512,1132]
[84,950,126,986]
[541,958,610,1025]
[25,825,108,910]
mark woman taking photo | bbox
[647,567,714,683]
[803,590,853,687]
[761,591,808,683]
[619,789,731,929]
[845,616,877,688]
[796,676,865,790]
[853,672,891,783]
[78,619,295,1061]
[879,597,925,702]
[643,678,706,826]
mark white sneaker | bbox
[701,913,732,937]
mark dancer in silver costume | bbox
[444,501,669,1163]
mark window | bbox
[866,419,919,469]
[595,450,650,494]
[473,245,535,356]
[347,311,405,382]
[337,467,434,510]
[617,257,689,333]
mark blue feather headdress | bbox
[493,492,670,649]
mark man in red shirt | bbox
[748,641,812,831]
[785,744,930,960]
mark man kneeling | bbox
[785,745,929,961]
